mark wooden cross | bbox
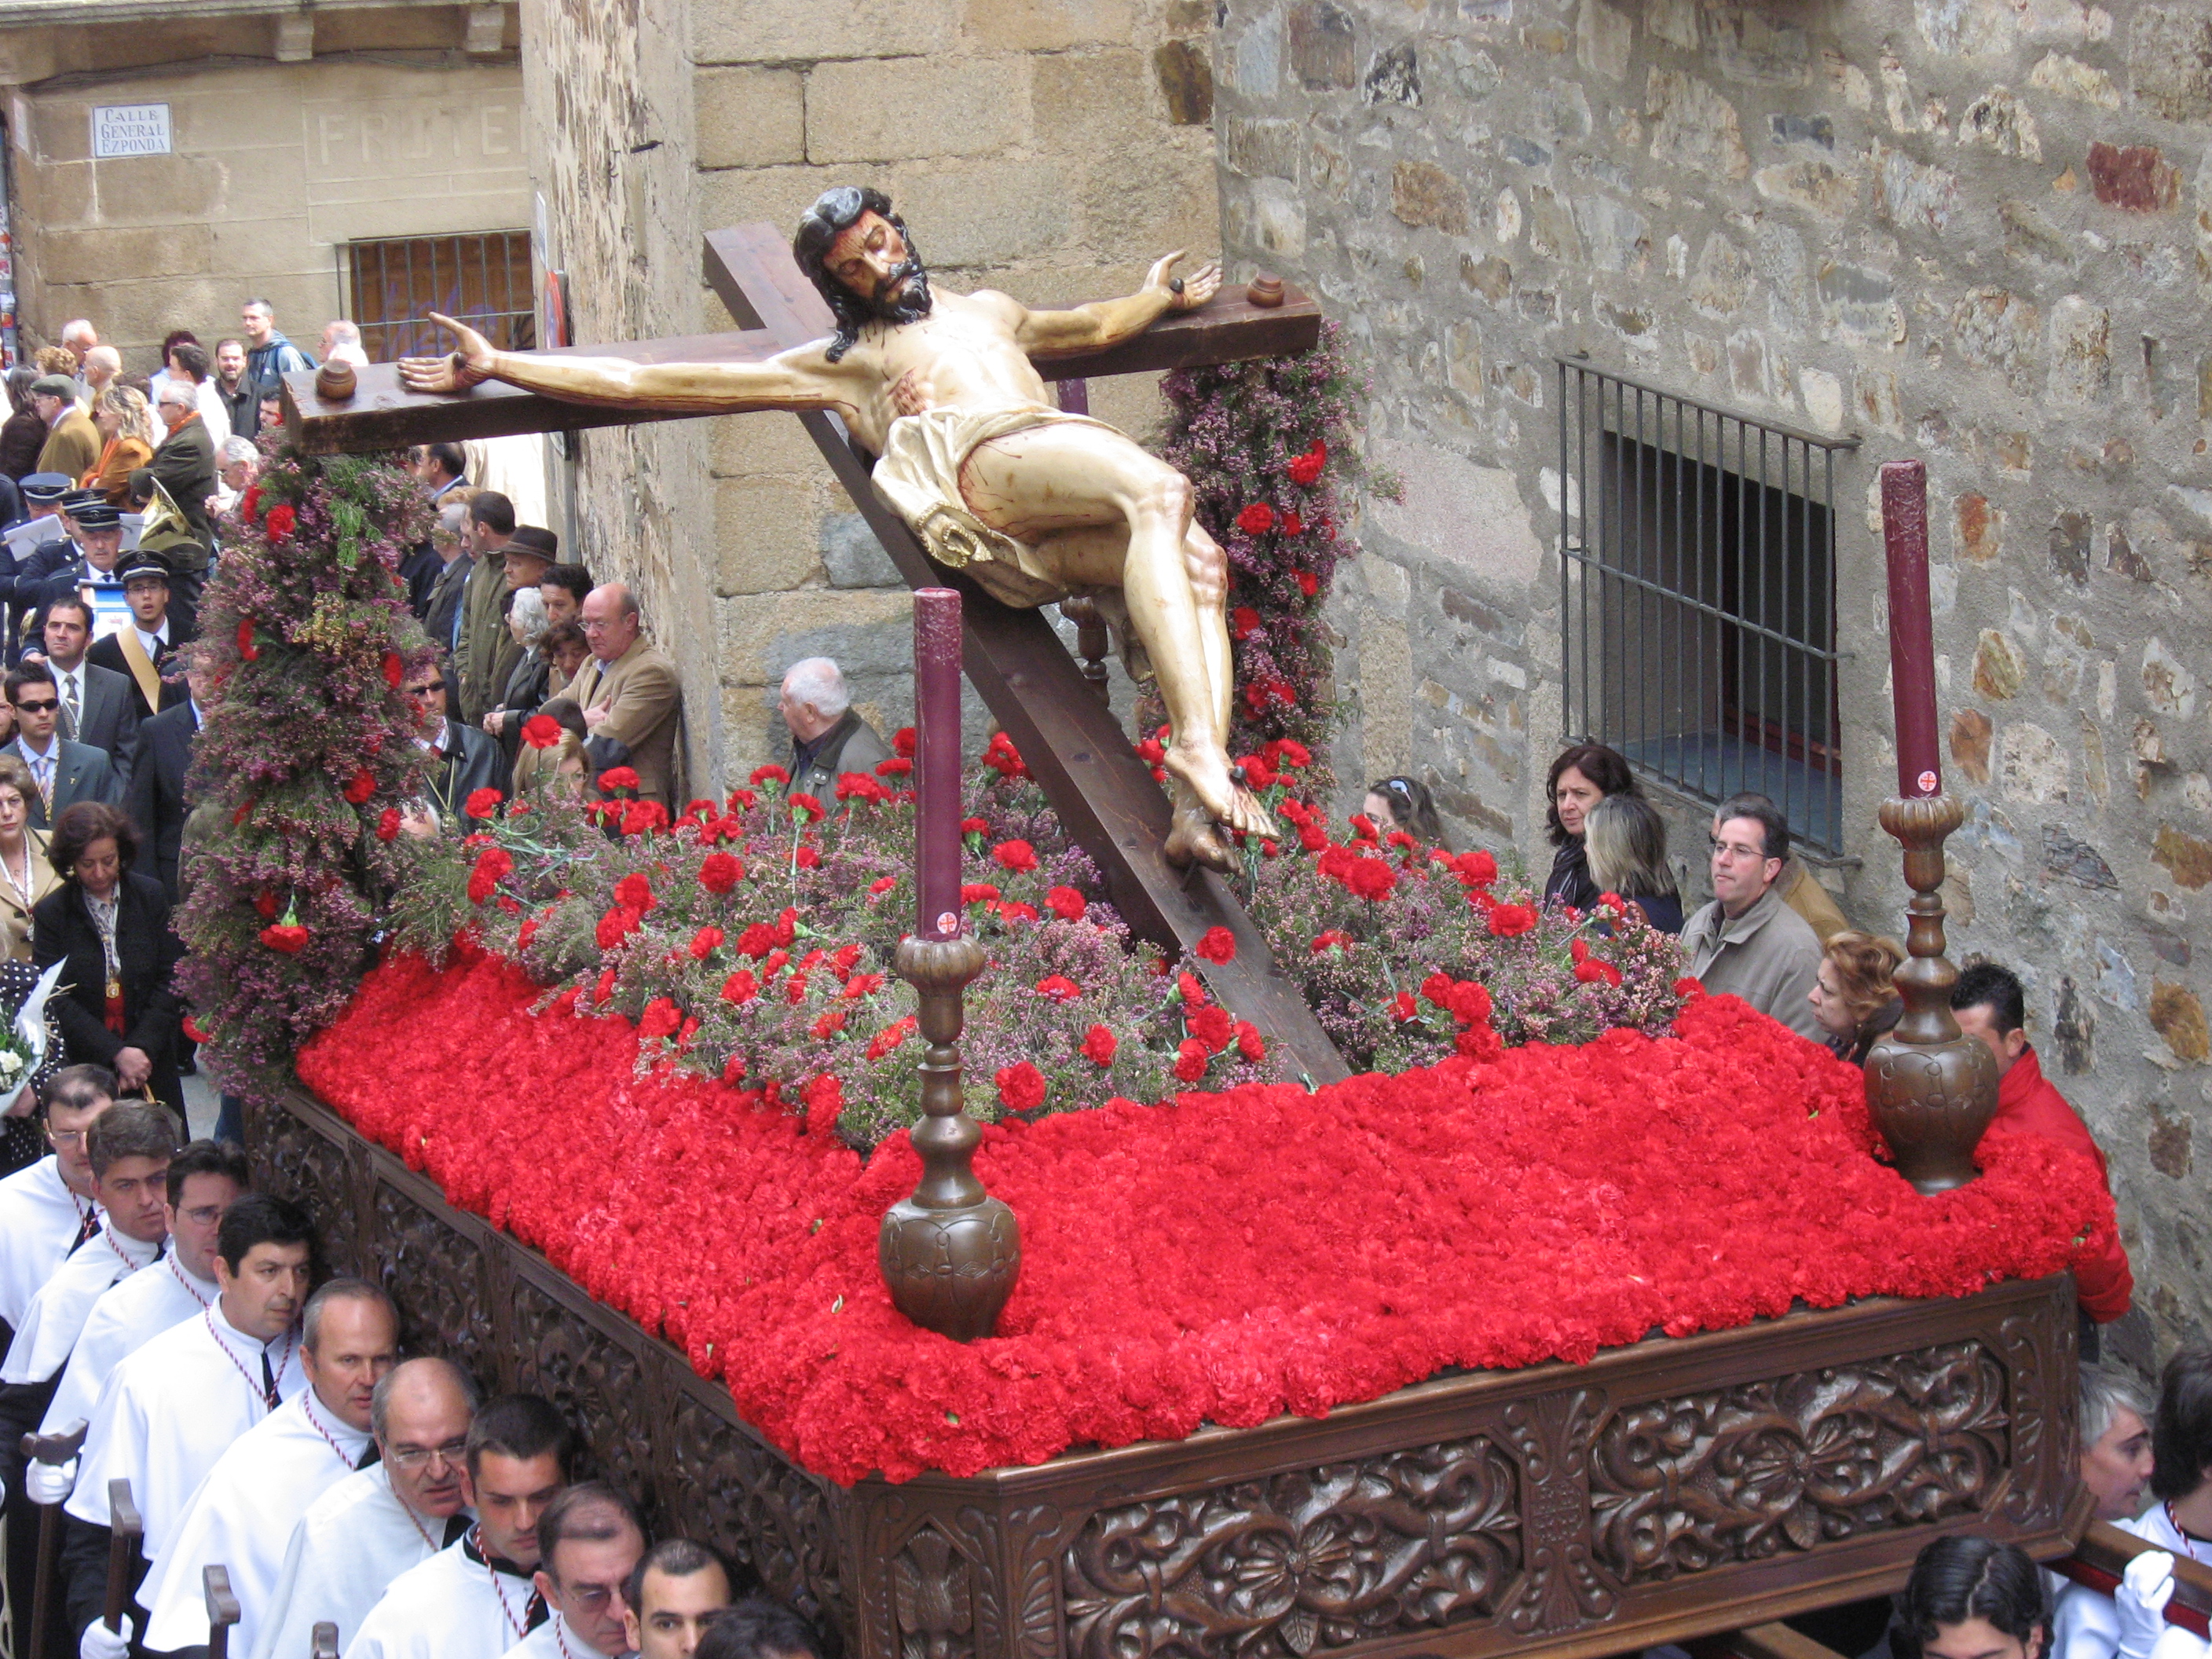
[281,222,1348,1082]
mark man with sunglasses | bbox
[4,662,122,830]
[256,1359,480,1659]
[401,654,502,827]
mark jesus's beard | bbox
[861,257,933,325]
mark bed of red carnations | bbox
[297,941,2119,1486]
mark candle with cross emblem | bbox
[914,588,962,942]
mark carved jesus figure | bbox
[400,185,1274,870]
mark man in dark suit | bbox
[35,595,141,777]
[132,383,217,558]
[399,655,501,830]
[26,496,128,641]
[4,662,121,830]
[124,640,209,903]
[84,558,187,724]
[5,485,90,662]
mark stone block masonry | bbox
[1217,0,2212,1359]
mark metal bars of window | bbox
[1555,359,1853,855]
[342,231,537,363]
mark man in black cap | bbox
[33,595,139,776]
[30,375,97,481]
[457,524,555,726]
[87,554,187,723]
[27,496,129,639]
[4,661,121,828]
[2,475,71,657]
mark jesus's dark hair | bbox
[791,186,931,364]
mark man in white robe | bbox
[139,1282,399,1657]
[2,1106,175,1402]
[0,1067,116,1339]
[41,1141,247,1437]
[500,1485,643,1659]
[43,1193,315,1651]
[255,1359,480,1659]
[346,1395,574,1659]
[621,1541,731,1659]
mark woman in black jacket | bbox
[31,801,185,1115]
[1540,742,1639,914]
[0,368,48,482]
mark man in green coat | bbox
[30,376,97,482]
[456,524,557,725]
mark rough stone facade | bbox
[1214,0,2211,1358]
[0,4,523,361]
[520,0,1221,788]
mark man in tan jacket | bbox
[568,582,680,804]
[1679,792,1826,1042]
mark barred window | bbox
[342,231,535,363]
[1556,361,1851,854]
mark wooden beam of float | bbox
[698,222,1346,1082]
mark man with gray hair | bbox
[2079,1364,2155,1523]
[255,1357,480,1659]
[505,1484,646,1659]
[133,371,219,582]
[780,657,890,802]
[321,319,371,368]
[569,581,681,804]
[136,1280,399,1659]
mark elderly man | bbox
[781,659,889,800]
[59,320,97,373]
[32,375,100,480]
[623,1542,733,1659]
[346,1394,574,1659]
[1678,793,1826,1041]
[133,375,220,565]
[79,347,121,408]
[255,1359,480,1659]
[567,583,680,804]
[322,320,372,368]
[138,1281,400,1659]
[2077,1364,2155,1524]
[502,1485,645,1659]
[210,434,258,522]
[27,496,130,635]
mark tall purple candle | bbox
[1879,460,1942,800]
[914,588,965,939]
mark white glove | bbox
[79,1614,130,1659]
[25,1457,76,1505]
[2116,1550,2177,1659]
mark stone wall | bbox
[524,0,1224,789]
[3,7,523,361]
[1216,0,2210,1358]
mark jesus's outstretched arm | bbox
[1012,252,1220,357]
[397,313,859,416]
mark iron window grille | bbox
[1556,360,1854,855]
[341,230,536,363]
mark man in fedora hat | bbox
[457,524,555,726]
[87,551,187,722]
[29,375,97,482]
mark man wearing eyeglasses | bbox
[401,654,503,827]
[502,1484,645,1659]
[0,1066,115,1346]
[138,1282,400,1659]
[255,1359,480,1659]
[1678,792,1827,1042]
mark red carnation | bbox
[1486,903,1539,938]
[874,756,914,777]
[259,923,309,954]
[1081,1025,1117,1067]
[342,768,376,804]
[998,900,1038,923]
[866,1016,917,1060]
[995,1061,1046,1112]
[866,875,898,897]
[788,793,824,823]
[467,847,512,905]
[1342,857,1397,903]
[238,483,261,524]
[1044,885,1086,921]
[382,651,404,688]
[1035,974,1081,1003]
[1188,1003,1233,1053]
[595,906,643,950]
[1281,511,1304,537]
[688,926,725,960]
[1230,606,1261,641]
[961,882,1001,906]
[1287,441,1327,485]
[599,767,642,797]
[1310,929,1351,954]
[749,764,789,787]
[721,970,759,1004]
[1456,849,1500,888]
[181,1015,211,1045]
[522,713,562,749]
[960,816,988,836]
[264,504,296,541]
[893,727,917,757]
[613,873,656,912]
[1269,738,1313,767]
[1236,502,1276,534]
[1674,976,1708,998]
[1391,991,1418,1021]
[802,1073,844,1117]
[252,888,279,921]
[464,787,501,820]
[1195,926,1236,965]
[698,852,742,892]
[793,844,821,869]
[811,1008,848,1040]
[1295,569,1320,598]
[736,924,776,958]
[1236,1021,1266,1062]
[1173,1039,1209,1082]
[992,840,1038,873]
[639,998,682,1039]
[234,617,258,661]
[375,807,401,841]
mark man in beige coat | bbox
[1679,791,1826,1042]
[566,582,680,804]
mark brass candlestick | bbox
[878,933,1021,1340]
[1862,794,1999,1192]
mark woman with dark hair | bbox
[0,366,49,481]
[1807,929,1904,1064]
[1541,742,1639,914]
[1892,1536,2049,1659]
[1364,775,1450,848]
[1583,793,1683,933]
[30,800,185,1111]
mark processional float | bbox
[258,202,2123,1659]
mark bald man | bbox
[254,1359,481,1659]
[565,583,680,804]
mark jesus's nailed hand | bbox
[397,313,498,394]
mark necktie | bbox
[61,676,79,741]
[33,756,53,815]
[261,1347,278,1409]
[73,1206,97,1247]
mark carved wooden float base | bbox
[254,1088,2087,1659]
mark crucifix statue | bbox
[399,186,1272,871]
